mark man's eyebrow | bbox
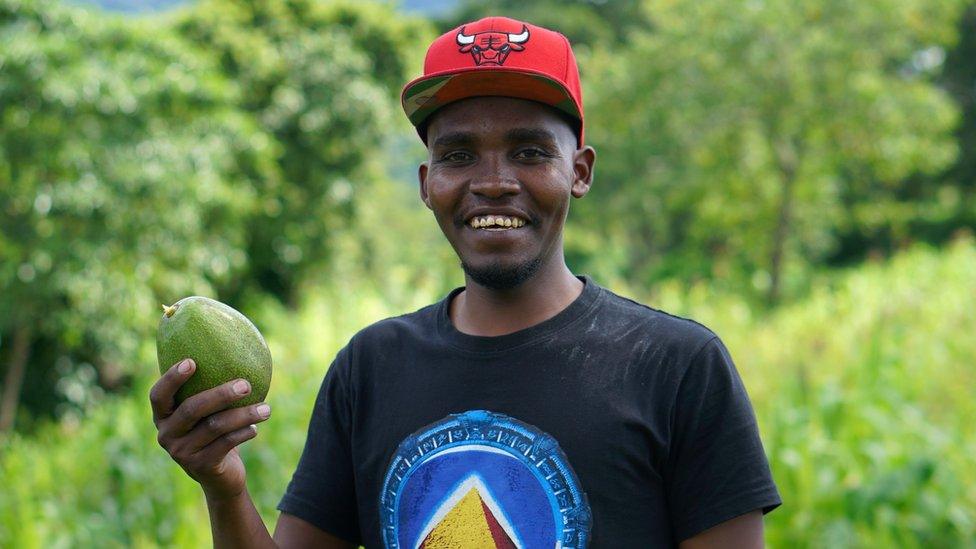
[505,128,559,145]
[431,128,561,149]
[431,132,476,149]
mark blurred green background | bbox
[1,0,974,546]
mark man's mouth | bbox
[467,215,527,231]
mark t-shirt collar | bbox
[434,274,603,355]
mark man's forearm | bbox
[205,488,277,549]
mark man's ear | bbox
[571,146,596,198]
[418,161,432,209]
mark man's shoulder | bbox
[592,283,719,354]
[344,299,442,351]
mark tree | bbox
[0,0,269,431]
[0,0,434,431]
[449,0,649,50]
[579,0,964,303]
[169,0,432,306]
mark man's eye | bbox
[439,151,473,163]
[514,148,551,160]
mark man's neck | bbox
[449,262,584,337]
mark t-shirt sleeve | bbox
[276,347,361,544]
[665,336,781,542]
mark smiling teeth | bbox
[469,215,526,229]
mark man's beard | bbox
[460,256,543,290]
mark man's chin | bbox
[461,257,543,290]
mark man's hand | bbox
[150,360,348,548]
[150,358,272,502]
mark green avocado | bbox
[156,296,272,408]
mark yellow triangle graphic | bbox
[421,487,494,548]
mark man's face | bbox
[419,97,595,290]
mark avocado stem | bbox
[162,304,177,317]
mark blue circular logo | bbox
[379,410,590,549]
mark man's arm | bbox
[204,488,275,548]
[150,359,354,548]
[203,489,355,549]
[678,511,764,549]
[273,513,357,549]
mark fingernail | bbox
[256,404,271,418]
[178,359,193,374]
[234,379,250,395]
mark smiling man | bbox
[151,16,780,549]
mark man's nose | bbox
[469,155,519,198]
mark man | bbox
[150,16,780,548]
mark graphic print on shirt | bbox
[379,410,591,549]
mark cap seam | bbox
[562,33,571,82]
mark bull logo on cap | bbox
[456,24,530,66]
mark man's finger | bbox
[167,378,252,438]
[180,403,271,455]
[191,424,259,466]
[149,358,196,422]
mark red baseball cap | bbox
[401,16,585,145]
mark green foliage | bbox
[0,270,436,546]
[449,0,648,49]
[168,0,432,304]
[0,0,264,414]
[2,239,975,546]
[576,0,964,302]
[0,0,431,428]
[828,4,976,262]
[653,237,976,546]
[755,242,976,545]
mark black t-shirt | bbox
[277,276,781,548]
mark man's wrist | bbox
[203,484,248,506]
[204,485,277,549]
